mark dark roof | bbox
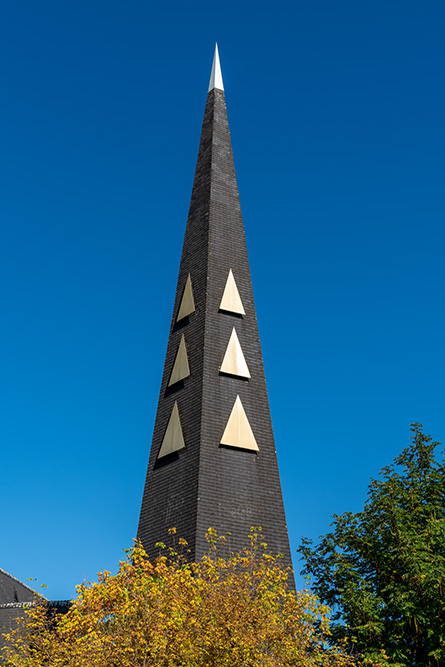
[0,596,70,655]
[0,569,42,605]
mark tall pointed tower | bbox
[138,46,292,569]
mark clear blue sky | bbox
[1,0,444,599]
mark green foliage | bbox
[299,424,445,666]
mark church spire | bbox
[137,48,292,573]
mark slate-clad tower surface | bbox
[137,47,292,571]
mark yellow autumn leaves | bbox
[3,530,356,667]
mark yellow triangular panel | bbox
[220,328,251,379]
[168,335,190,386]
[177,274,195,321]
[220,395,259,451]
[219,270,245,315]
[158,402,186,458]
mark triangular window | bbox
[219,270,245,315]
[168,335,190,386]
[158,402,186,458]
[220,328,251,379]
[177,274,195,321]
[220,395,258,451]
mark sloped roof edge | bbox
[0,568,47,602]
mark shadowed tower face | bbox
[137,45,292,570]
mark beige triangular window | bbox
[158,402,186,458]
[168,335,190,386]
[220,328,251,379]
[219,270,245,316]
[220,395,259,451]
[177,274,195,321]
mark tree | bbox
[299,424,445,667]
[2,529,355,667]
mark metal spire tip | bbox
[208,43,224,92]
